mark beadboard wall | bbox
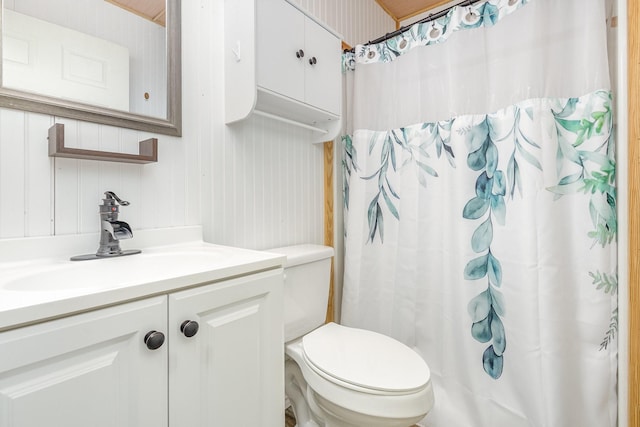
[291,0,396,48]
[0,1,394,249]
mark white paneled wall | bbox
[0,0,393,251]
[291,0,395,46]
[210,115,325,249]
[52,119,193,235]
[203,0,393,249]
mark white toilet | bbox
[269,244,434,427]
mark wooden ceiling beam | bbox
[376,0,459,28]
[375,0,401,29]
[395,0,456,23]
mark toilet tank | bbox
[268,244,334,342]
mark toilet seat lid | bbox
[302,323,430,393]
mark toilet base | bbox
[285,359,322,427]
[310,390,425,427]
[285,354,429,427]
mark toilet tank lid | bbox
[267,244,334,267]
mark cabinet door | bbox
[304,17,342,114]
[0,297,168,427]
[168,269,284,427]
[256,0,305,103]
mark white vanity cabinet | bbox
[225,0,342,142]
[168,270,283,426]
[0,296,168,427]
[0,269,283,427]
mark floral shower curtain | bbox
[341,0,617,426]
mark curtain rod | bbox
[346,0,484,53]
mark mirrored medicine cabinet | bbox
[0,0,181,136]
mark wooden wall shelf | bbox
[48,123,158,164]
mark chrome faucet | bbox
[71,191,141,261]
[98,191,137,256]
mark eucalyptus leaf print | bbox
[359,123,455,243]
[342,134,358,213]
[590,270,618,350]
[500,105,542,198]
[361,130,402,243]
[345,90,615,381]
[425,120,456,168]
[548,92,615,246]
[342,0,615,420]
[462,117,508,379]
[460,91,615,378]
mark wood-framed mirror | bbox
[0,0,181,136]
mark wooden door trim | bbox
[324,140,335,323]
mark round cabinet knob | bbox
[309,57,317,65]
[295,49,304,59]
[180,320,200,338]
[144,330,165,350]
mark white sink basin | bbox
[2,250,232,292]
[0,230,285,332]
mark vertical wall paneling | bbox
[85,122,110,234]
[252,120,264,248]
[53,157,80,235]
[25,113,53,237]
[217,114,324,249]
[0,109,26,238]
[184,0,215,235]
[288,0,395,47]
[166,133,187,228]
[0,0,394,253]
[24,113,54,237]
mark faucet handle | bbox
[104,191,130,206]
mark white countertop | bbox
[0,227,285,331]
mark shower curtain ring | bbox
[428,13,435,28]
[467,0,477,17]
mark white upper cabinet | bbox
[302,13,342,115]
[225,0,342,142]
[257,0,341,115]
[256,0,306,105]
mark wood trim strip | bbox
[104,0,166,27]
[324,140,335,323]
[396,0,455,23]
[629,0,639,422]
[374,0,401,30]
[48,123,158,164]
[375,0,399,21]
[375,0,461,29]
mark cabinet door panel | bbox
[0,297,167,427]
[304,18,341,114]
[257,0,305,103]
[169,270,284,427]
